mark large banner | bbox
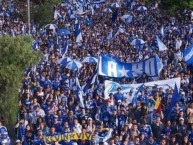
[44,128,112,143]
[104,78,181,100]
[45,133,94,143]
[98,55,163,78]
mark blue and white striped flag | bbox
[85,15,91,25]
[83,69,98,92]
[60,39,69,56]
[77,0,84,5]
[54,10,62,20]
[156,36,167,51]
[121,14,133,24]
[183,43,193,65]
[76,77,85,108]
[74,19,83,42]
[114,26,126,37]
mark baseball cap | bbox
[179,117,184,121]
[15,139,21,144]
[88,117,92,120]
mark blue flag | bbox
[112,8,118,23]
[75,77,85,108]
[183,43,193,65]
[84,15,91,26]
[166,84,180,119]
[83,69,98,92]
[132,84,145,106]
[61,40,69,55]
[74,19,83,42]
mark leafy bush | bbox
[0,36,41,127]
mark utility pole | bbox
[27,0,30,34]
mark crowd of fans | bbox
[0,0,193,145]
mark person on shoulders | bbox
[114,88,124,103]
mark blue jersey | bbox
[139,125,153,139]
[118,115,127,129]
[24,99,31,110]
[17,124,26,140]
[162,126,172,137]
[85,100,95,109]
[33,136,45,145]
[137,95,148,103]
[114,93,124,102]
[52,81,60,90]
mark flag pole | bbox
[27,0,31,34]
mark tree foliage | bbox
[31,0,62,26]
[0,36,41,126]
[158,0,193,14]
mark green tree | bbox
[31,0,62,26]
[160,0,193,13]
[0,36,41,127]
[144,0,193,14]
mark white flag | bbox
[176,39,182,50]
[156,36,167,51]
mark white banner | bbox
[104,78,181,102]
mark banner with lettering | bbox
[98,55,163,78]
[104,78,181,100]
[44,133,94,143]
[44,128,112,143]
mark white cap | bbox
[15,139,21,143]
[88,117,92,120]
[179,117,184,121]
[118,100,121,103]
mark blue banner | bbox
[98,55,163,78]
[183,43,193,65]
